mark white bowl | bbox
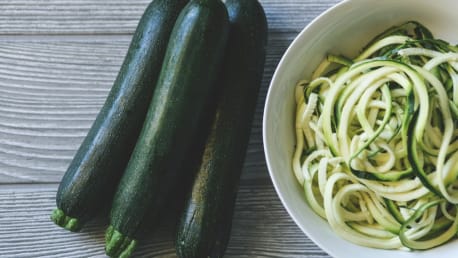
[263,0,458,257]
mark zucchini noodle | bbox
[293,21,458,250]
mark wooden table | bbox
[0,0,341,257]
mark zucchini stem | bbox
[50,209,82,232]
[105,225,137,258]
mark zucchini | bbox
[293,21,458,250]
[105,0,229,257]
[175,0,268,257]
[399,199,458,250]
[51,0,187,232]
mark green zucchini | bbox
[399,199,458,250]
[51,0,188,232]
[293,21,458,249]
[175,0,268,257]
[105,0,229,257]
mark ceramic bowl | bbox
[263,0,458,257]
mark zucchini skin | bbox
[105,0,229,257]
[51,0,188,232]
[175,0,268,257]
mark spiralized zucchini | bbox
[293,21,458,250]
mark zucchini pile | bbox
[293,21,458,250]
[50,0,267,257]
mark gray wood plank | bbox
[0,0,341,35]
[0,181,331,258]
[0,40,126,183]
[0,1,343,257]
[0,32,295,183]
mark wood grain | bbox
[0,40,125,183]
[0,181,331,258]
[0,0,344,257]
[0,0,341,35]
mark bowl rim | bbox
[262,1,353,256]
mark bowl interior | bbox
[263,0,458,257]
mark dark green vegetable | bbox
[175,0,268,257]
[51,0,188,232]
[105,0,229,257]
